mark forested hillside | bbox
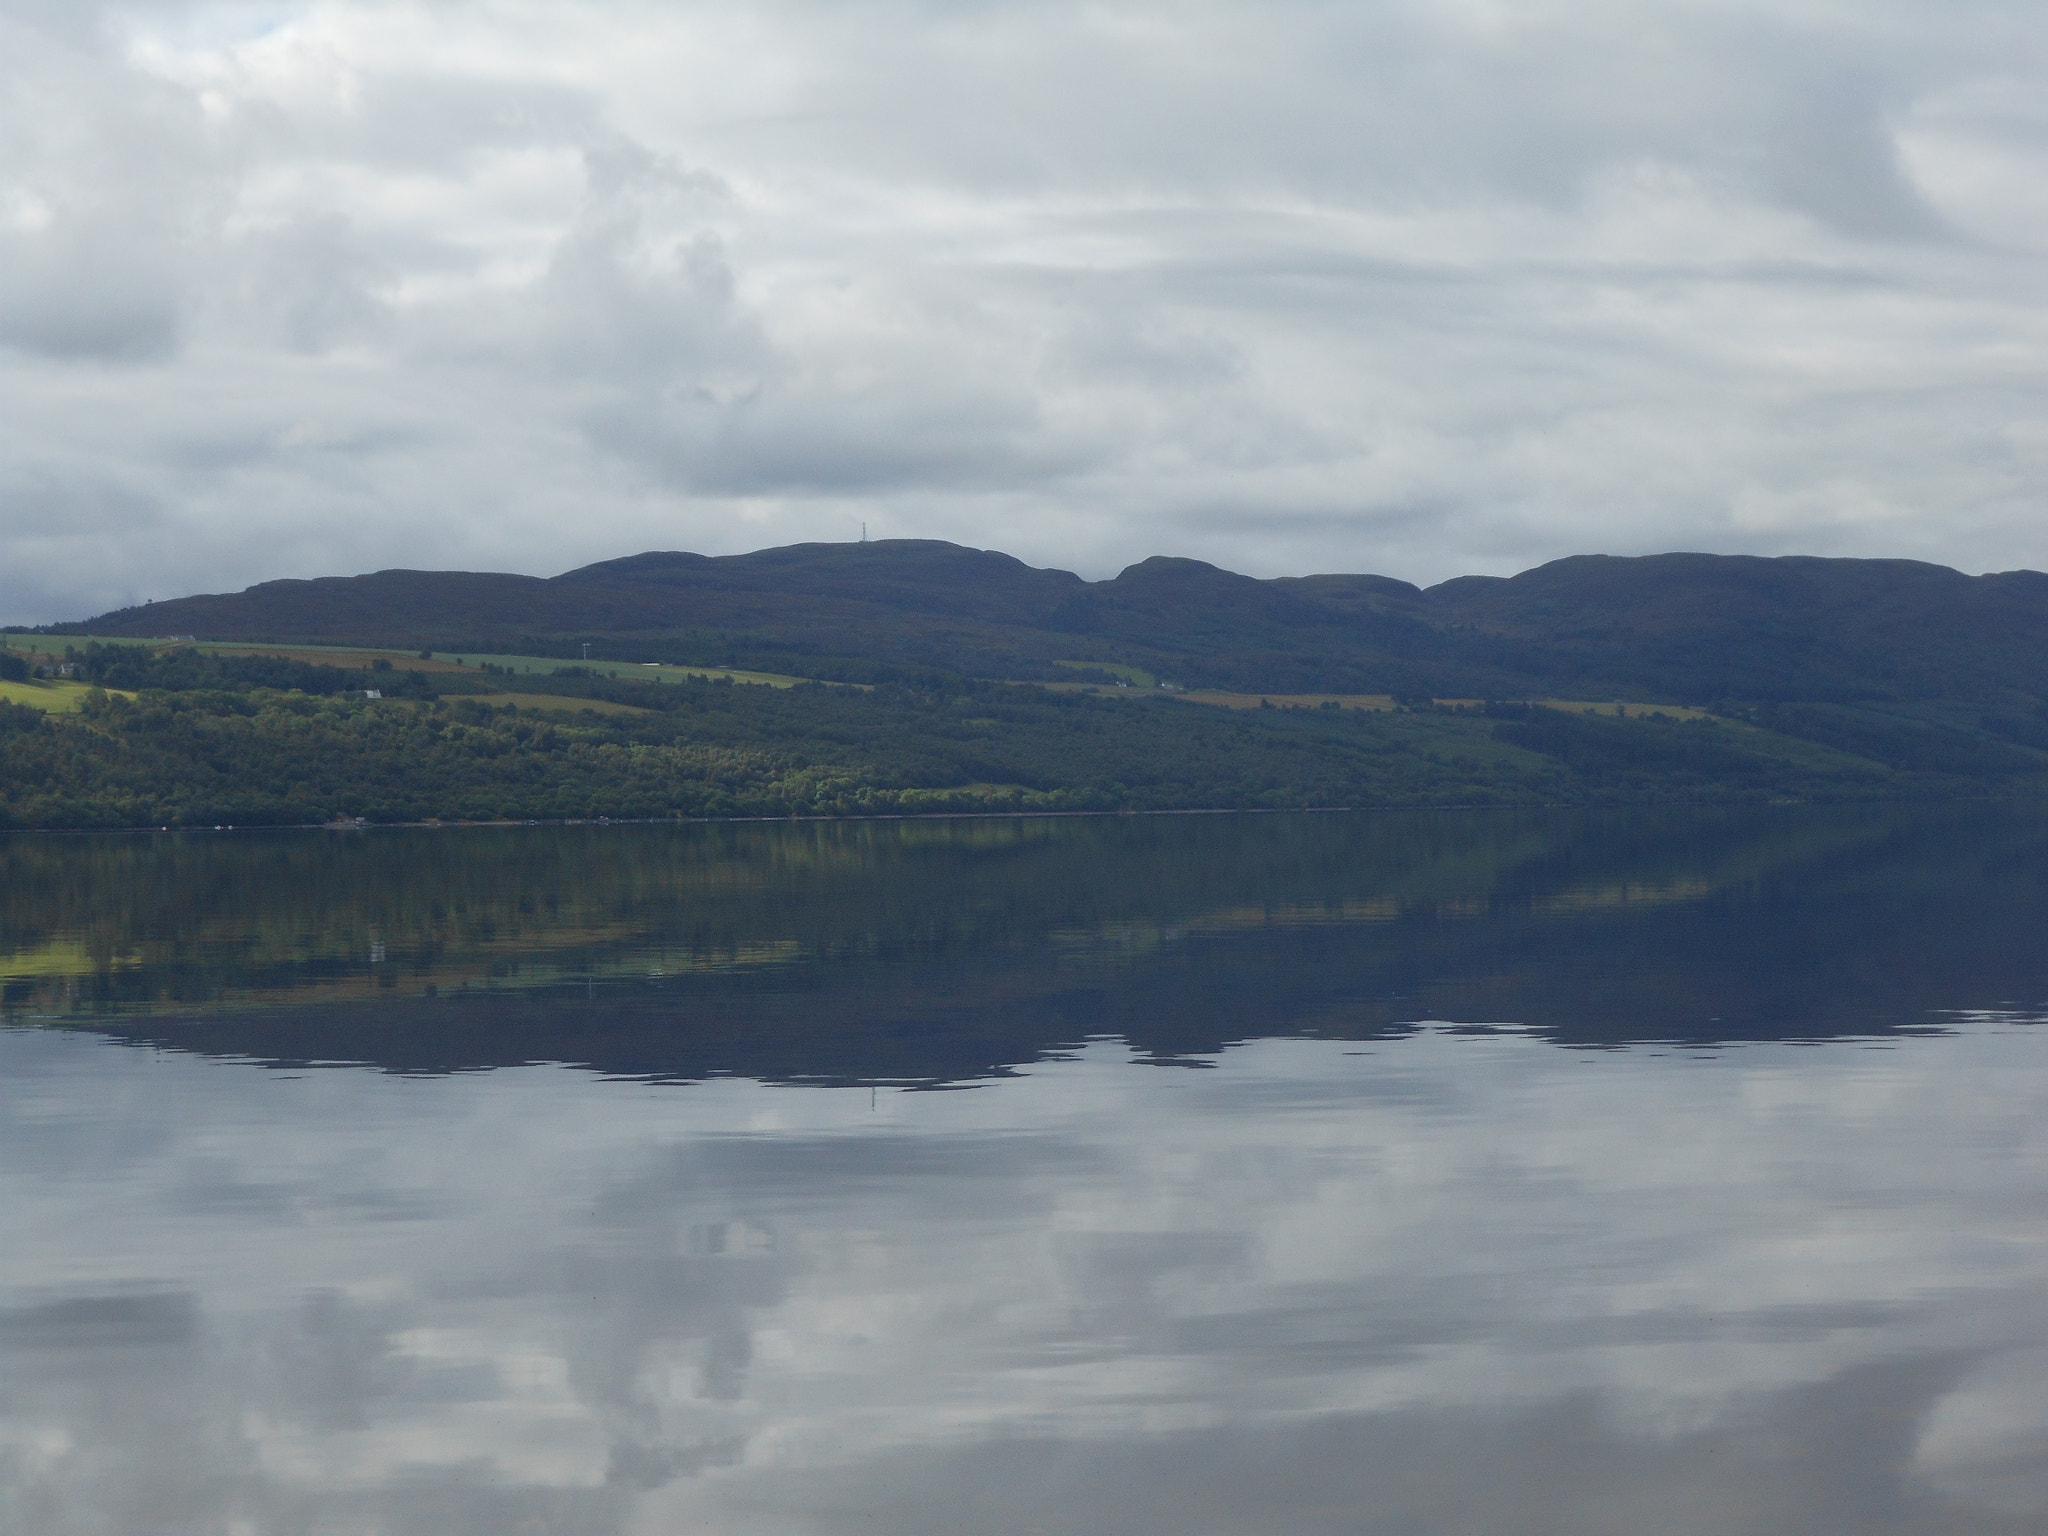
[2,639,2038,830]
[12,542,2048,828]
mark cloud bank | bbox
[5,0,2048,620]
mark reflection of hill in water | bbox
[6,806,2047,1081]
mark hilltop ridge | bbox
[59,540,2048,713]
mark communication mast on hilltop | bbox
[860,522,868,543]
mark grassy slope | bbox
[0,679,124,713]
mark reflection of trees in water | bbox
[4,804,2048,1072]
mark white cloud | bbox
[5,0,2048,619]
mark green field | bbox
[5,633,206,656]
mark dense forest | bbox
[0,639,2037,830]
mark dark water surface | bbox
[4,806,2048,1533]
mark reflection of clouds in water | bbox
[1916,1348,2048,1518]
[687,1358,1990,1536]
[1,1026,2046,1533]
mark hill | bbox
[58,541,2048,714]
[8,538,2045,828]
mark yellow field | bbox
[0,679,103,713]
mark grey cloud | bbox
[747,0,1972,219]
[0,18,221,360]
[0,1290,196,1351]
[584,377,1084,498]
[1752,68,1952,239]
[544,218,756,383]
[0,221,186,360]
[226,213,393,353]
[316,73,605,176]
[540,142,1094,498]
[0,461,162,536]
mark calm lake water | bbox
[4,806,2048,1534]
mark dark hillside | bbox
[61,540,2048,714]
[1421,554,2048,704]
[78,542,1099,680]
[88,570,564,642]
[565,540,1085,624]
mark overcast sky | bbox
[5,0,2048,620]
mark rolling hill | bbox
[10,539,2048,828]
[59,540,2048,714]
